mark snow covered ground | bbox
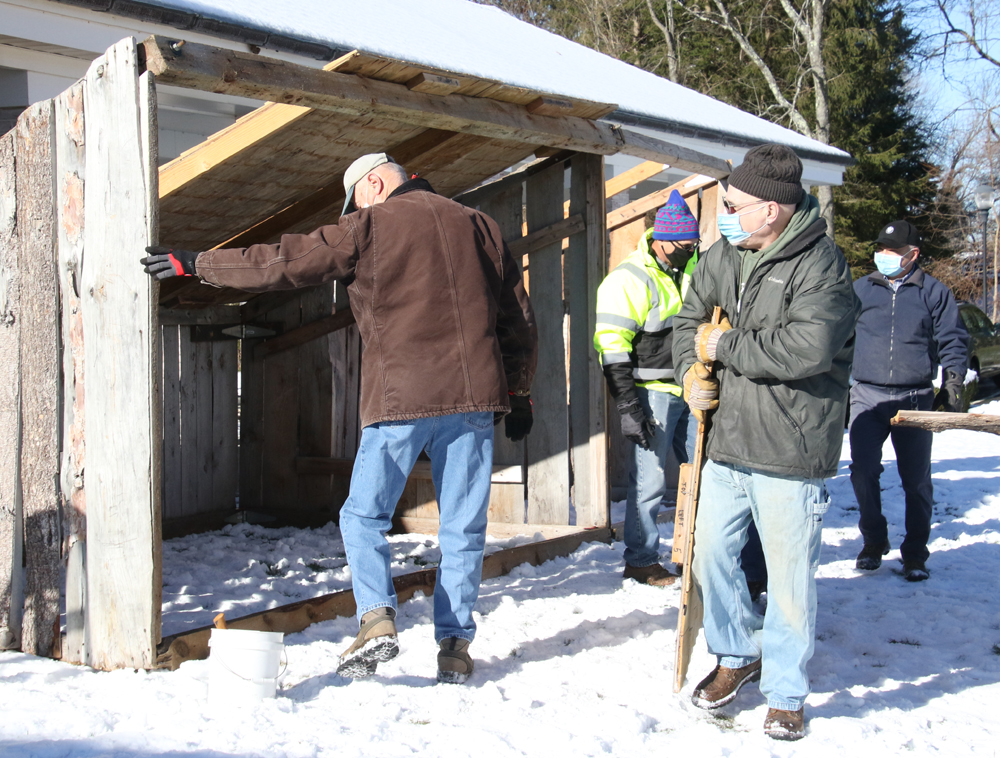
[2,404,1000,757]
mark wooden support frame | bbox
[142,37,731,178]
[155,526,612,670]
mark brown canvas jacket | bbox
[196,179,538,428]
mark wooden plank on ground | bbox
[394,517,586,539]
[142,37,731,178]
[0,129,24,651]
[525,164,570,525]
[55,82,88,664]
[16,99,62,659]
[82,39,160,670]
[479,184,527,525]
[155,525,612,669]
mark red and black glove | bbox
[505,394,533,441]
[140,245,199,280]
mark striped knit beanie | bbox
[652,190,700,241]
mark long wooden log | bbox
[155,526,612,669]
[891,410,1000,434]
[141,37,731,178]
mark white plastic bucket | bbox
[208,628,285,707]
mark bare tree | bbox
[928,0,1000,71]
[667,0,836,231]
[645,0,682,82]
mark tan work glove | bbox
[695,317,733,363]
[683,363,719,422]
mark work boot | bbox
[437,637,473,684]
[623,562,678,586]
[691,659,762,709]
[764,707,805,741]
[902,559,929,582]
[856,539,891,571]
[337,607,399,679]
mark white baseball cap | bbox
[342,153,395,215]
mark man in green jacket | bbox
[594,191,699,586]
[673,145,859,740]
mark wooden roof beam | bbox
[142,36,731,179]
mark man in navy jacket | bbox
[850,220,968,581]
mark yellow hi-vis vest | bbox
[593,228,697,396]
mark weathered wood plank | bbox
[239,334,266,512]
[454,152,570,209]
[194,338,214,513]
[261,299,302,511]
[479,184,528,525]
[394,517,585,539]
[329,285,360,512]
[254,307,355,359]
[525,164,570,525]
[604,161,668,200]
[0,129,24,651]
[55,82,88,664]
[82,39,159,669]
[178,327,199,518]
[156,525,612,669]
[297,285,334,512]
[584,156,610,529]
[141,37,730,178]
[161,325,182,519]
[296,457,523,483]
[891,410,1000,434]
[508,214,585,259]
[607,176,716,232]
[16,99,62,658]
[211,340,238,513]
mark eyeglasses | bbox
[670,241,699,253]
[722,198,768,215]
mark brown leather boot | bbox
[437,637,473,684]
[623,562,679,586]
[336,607,399,679]
[764,707,805,740]
[691,659,762,709]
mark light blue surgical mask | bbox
[717,205,768,245]
[874,252,906,277]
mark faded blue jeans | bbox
[693,459,829,711]
[624,386,692,567]
[339,411,494,642]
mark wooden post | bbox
[525,163,570,524]
[55,82,88,664]
[16,99,62,658]
[479,184,528,524]
[0,129,24,651]
[261,299,303,512]
[82,38,161,669]
[328,282,360,511]
[297,285,335,512]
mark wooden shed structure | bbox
[0,34,739,670]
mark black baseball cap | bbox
[875,220,922,249]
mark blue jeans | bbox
[693,459,829,711]
[624,387,691,567]
[849,383,934,563]
[339,411,494,642]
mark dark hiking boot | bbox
[437,637,473,684]
[856,539,891,571]
[337,607,399,679]
[903,559,929,582]
[691,659,762,709]
[623,562,679,587]
[764,707,805,740]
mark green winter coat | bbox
[673,217,860,479]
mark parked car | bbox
[958,302,1000,383]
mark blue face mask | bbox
[717,206,768,245]
[874,252,906,277]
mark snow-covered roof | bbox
[118,0,850,166]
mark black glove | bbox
[140,245,199,280]
[617,398,655,450]
[934,369,965,413]
[505,395,533,441]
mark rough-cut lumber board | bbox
[239,333,266,512]
[406,72,461,96]
[508,214,585,258]
[891,410,1000,434]
[142,37,730,178]
[296,286,335,511]
[55,82,88,665]
[479,184,528,525]
[211,340,239,512]
[605,161,668,199]
[193,338,214,514]
[156,525,612,669]
[699,183,722,248]
[161,325,182,519]
[394,517,585,539]
[16,99,62,659]
[82,40,161,669]
[261,299,302,511]
[255,308,356,359]
[525,164,570,525]
[329,283,360,511]
[607,175,716,232]
[0,129,24,651]
[295,457,523,484]
[527,96,574,117]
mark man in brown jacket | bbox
[142,153,538,684]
